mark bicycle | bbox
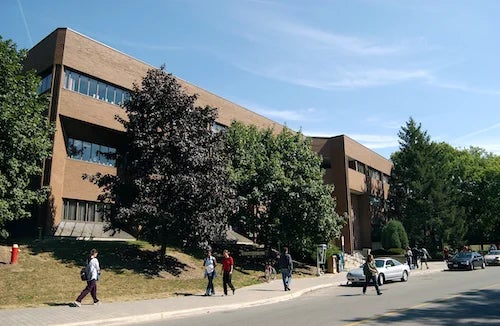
[265,261,277,282]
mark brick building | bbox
[24,28,392,249]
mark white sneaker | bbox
[73,301,81,307]
[93,301,100,305]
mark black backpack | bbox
[80,260,91,281]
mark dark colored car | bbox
[447,251,485,270]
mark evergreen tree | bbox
[389,118,465,252]
[0,37,53,238]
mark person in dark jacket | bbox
[278,247,293,291]
[362,254,382,295]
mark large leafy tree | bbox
[88,67,235,262]
[389,118,465,251]
[0,37,53,238]
[224,122,344,258]
[459,148,500,245]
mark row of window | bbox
[38,73,52,94]
[62,198,110,222]
[348,158,389,183]
[64,68,130,106]
[67,138,116,167]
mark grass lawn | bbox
[0,239,265,309]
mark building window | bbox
[357,162,366,174]
[38,73,52,94]
[368,167,381,181]
[67,137,116,167]
[348,159,356,170]
[382,174,389,184]
[63,68,129,107]
[62,198,110,222]
[212,122,226,132]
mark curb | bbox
[52,266,445,326]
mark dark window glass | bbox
[87,202,96,222]
[89,79,97,98]
[70,139,83,159]
[107,147,116,166]
[97,82,106,101]
[77,201,87,221]
[106,85,116,104]
[68,200,77,220]
[82,141,91,161]
[115,88,123,105]
[91,143,100,163]
[79,76,89,95]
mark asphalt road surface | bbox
[138,266,500,325]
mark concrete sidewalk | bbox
[0,261,446,326]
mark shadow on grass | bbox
[18,238,192,277]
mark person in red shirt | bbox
[221,249,236,295]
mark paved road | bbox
[139,266,500,326]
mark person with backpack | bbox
[74,249,100,307]
[221,249,236,295]
[203,249,217,296]
[363,254,382,295]
[278,247,293,291]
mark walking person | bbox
[74,249,100,307]
[405,246,413,269]
[221,249,236,295]
[278,247,293,291]
[362,254,382,295]
[203,249,217,296]
[420,247,431,269]
[411,246,420,269]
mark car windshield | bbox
[374,259,385,268]
[454,252,472,259]
[488,250,500,255]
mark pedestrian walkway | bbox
[0,261,445,326]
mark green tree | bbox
[389,118,465,252]
[87,67,235,263]
[224,122,345,258]
[0,37,53,238]
[458,148,500,246]
[381,220,408,249]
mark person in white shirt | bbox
[74,249,100,307]
[203,249,217,296]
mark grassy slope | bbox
[0,239,265,309]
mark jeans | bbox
[363,275,381,294]
[206,272,215,295]
[280,268,292,290]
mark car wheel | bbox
[378,274,385,286]
[401,270,409,282]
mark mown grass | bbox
[0,239,263,309]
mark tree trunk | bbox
[160,241,167,266]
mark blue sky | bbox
[1,0,499,158]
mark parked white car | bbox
[484,250,500,266]
[346,257,410,285]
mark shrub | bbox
[381,220,409,250]
[387,248,405,255]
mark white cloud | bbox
[457,123,500,140]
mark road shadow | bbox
[343,288,500,324]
